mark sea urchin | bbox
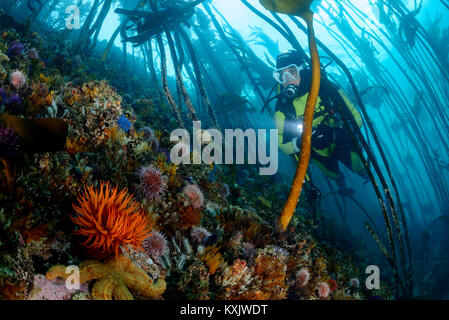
[138,165,167,201]
[142,230,168,259]
[182,184,204,209]
[10,70,27,89]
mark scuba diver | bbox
[271,50,369,200]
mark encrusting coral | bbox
[27,274,89,300]
[46,255,166,300]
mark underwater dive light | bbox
[297,119,304,136]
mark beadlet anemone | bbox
[71,182,150,256]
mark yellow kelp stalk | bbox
[259,0,321,232]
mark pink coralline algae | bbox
[27,274,89,300]
[182,184,204,209]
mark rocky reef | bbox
[0,25,389,301]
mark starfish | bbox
[46,255,166,300]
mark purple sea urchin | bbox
[138,165,167,201]
[10,70,27,89]
[142,231,168,258]
[26,48,39,60]
[138,126,154,140]
[190,226,211,244]
[7,41,24,58]
[295,268,310,287]
[138,127,159,150]
[318,282,330,299]
[182,184,204,209]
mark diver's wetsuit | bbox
[274,69,365,180]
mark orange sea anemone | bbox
[71,182,150,256]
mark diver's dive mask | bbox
[273,64,304,85]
